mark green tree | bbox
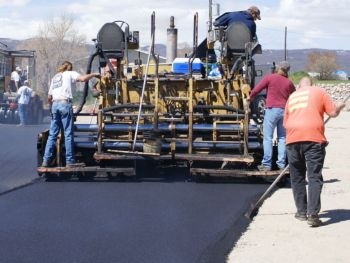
[289,71,310,85]
[306,51,339,80]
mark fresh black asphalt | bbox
[0,124,268,263]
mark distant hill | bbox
[3,38,350,74]
[141,44,350,74]
[254,49,350,74]
[0,38,22,50]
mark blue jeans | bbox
[43,101,75,165]
[286,142,325,216]
[262,108,286,169]
[18,103,28,125]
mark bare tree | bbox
[18,13,91,99]
[306,51,339,80]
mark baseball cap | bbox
[248,6,261,20]
[278,61,291,72]
[16,66,22,71]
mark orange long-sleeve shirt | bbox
[283,85,337,144]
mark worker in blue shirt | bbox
[213,5,261,40]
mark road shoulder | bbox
[227,111,350,263]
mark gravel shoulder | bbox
[226,111,350,263]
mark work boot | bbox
[66,163,84,168]
[307,215,322,227]
[257,165,271,172]
[294,212,307,221]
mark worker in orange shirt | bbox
[283,76,345,227]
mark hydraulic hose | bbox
[74,52,98,115]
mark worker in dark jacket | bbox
[213,6,261,39]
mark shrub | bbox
[290,71,310,84]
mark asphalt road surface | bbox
[0,123,268,263]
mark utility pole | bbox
[209,0,212,31]
[284,26,287,61]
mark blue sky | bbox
[0,0,349,50]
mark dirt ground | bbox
[226,111,350,263]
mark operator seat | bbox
[96,22,125,68]
[222,21,262,78]
[225,22,252,54]
[224,21,262,57]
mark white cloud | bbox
[259,0,350,49]
[0,17,40,39]
[0,0,30,7]
[68,1,209,46]
[0,0,350,50]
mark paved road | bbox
[0,123,268,263]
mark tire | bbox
[14,110,20,124]
[250,95,265,124]
[0,107,5,123]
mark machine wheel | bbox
[0,107,5,123]
[14,110,20,124]
[251,95,265,124]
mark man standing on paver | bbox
[283,76,345,227]
[250,61,295,172]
